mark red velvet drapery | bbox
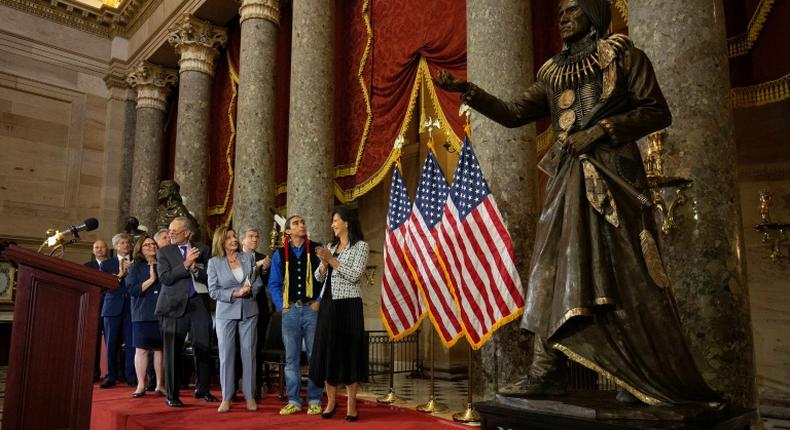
[333,0,467,201]
[164,2,577,223]
[206,20,241,232]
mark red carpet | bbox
[90,385,470,430]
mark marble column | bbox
[234,0,280,244]
[286,0,335,242]
[630,1,756,408]
[167,14,228,238]
[101,70,137,236]
[126,62,178,230]
[467,1,537,399]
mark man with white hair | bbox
[99,233,136,388]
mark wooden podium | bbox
[1,245,116,430]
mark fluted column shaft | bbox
[467,1,537,398]
[234,0,280,244]
[168,14,228,238]
[127,62,178,230]
[286,0,335,241]
[630,1,755,408]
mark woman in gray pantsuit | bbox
[208,225,262,413]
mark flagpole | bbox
[416,327,447,413]
[376,338,401,404]
[452,345,480,423]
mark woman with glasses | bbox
[126,235,166,398]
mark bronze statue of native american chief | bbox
[436,0,721,406]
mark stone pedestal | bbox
[466,0,537,399]
[475,393,754,430]
[629,1,755,409]
[286,0,335,241]
[168,14,228,237]
[126,62,178,230]
[233,0,279,243]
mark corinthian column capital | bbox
[126,61,179,111]
[167,14,228,76]
[239,0,280,25]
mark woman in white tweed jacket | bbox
[309,207,369,422]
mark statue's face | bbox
[158,181,177,201]
[558,0,592,43]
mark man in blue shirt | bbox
[268,215,324,415]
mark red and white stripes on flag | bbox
[380,166,425,340]
[435,136,524,349]
[404,152,464,347]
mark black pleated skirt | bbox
[309,292,368,386]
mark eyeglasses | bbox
[169,229,187,236]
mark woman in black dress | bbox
[310,208,370,421]
[126,235,165,397]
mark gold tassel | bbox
[640,230,670,289]
[306,250,313,298]
[283,260,290,309]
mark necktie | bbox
[180,246,196,298]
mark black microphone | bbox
[46,218,99,246]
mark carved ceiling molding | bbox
[614,0,775,59]
[731,73,790,109]
[0,0,166,39]
[118,0,163,39]
[0,0,119,37]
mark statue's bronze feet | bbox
[498,375,568,397]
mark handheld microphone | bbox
[46,217,99,246]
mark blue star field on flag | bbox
[449,137,491,218]
[387,167,411,230]
[414,152,450,227]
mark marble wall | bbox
[734,101,790,406]
[0,5,116,263]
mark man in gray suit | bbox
[155,216,218,407]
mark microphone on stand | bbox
[46,218,99,247]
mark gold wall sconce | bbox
[754,190,789,262]
[644,131,693,235]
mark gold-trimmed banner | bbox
[728,0,775,58]
[731,73,790,109]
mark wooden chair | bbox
[260,311,286,400]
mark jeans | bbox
[281,305,322,406]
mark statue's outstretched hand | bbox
[434,70,469,93]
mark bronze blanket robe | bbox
[465,38,719,405]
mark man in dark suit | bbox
[85,239,109,382]
[156,216,218,407]
[239,226,272,399]
[99,234,136,388]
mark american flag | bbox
[435,137,524,349]
[381,166,425,340]
[404,152,464,347]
